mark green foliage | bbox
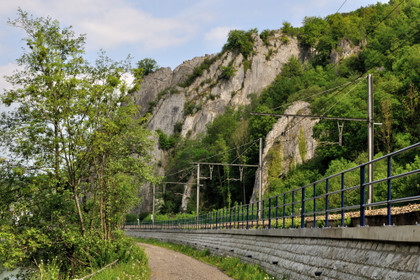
[265,49,275,61]
[89,242,149,280]
[259,29,275,46]
[184,100,201,115]
[219,65,236,80]
[125,213,138,224]
[280,56,304,78]
[179,56,218,88]
[156,0,420,222]
[0,10,157,277]
[137,58,159,76]
[223,29,257,59]
[282,21,298,37]
[156,129,178,150]
[280,35,290,45]
[243,59,252,72]
[31,258,61,280]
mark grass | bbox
[136,237,278,280]
[89,245,150,280]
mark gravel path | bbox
[137,242,234,280]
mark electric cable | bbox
[336,0,348,14]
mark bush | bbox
[125,213,138,224]
[219,65,236,80]
[156,129,177,150]
[137,58,159,76]
[222,29,257,59]
[179,56,217,88]
[282,21,298,37]
[260,29,275,46]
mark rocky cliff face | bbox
[250,101,319,202]
[132,30,315,213]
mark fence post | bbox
[257,201,260,228]
[341,173,345,227]
[262,199,265,229]
[246,204,249,229]
[313,183,316,228]
[230,207,232,229]
[269,198,272,229]
[283,194,286,229]
[387,156,392,226]
[242,204,244,229]
[292,191,295,228]
[276,196,279,229]
[360,165,366,227]
[326,179,329,228]
[301,187,305,228]
[251,203,254,229]
[233,207,236,229]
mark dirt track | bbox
[138,242,233,280]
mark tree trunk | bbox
[73,188,86,237]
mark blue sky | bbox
[0,0,388,97]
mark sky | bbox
[0,0,389,105]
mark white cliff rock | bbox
[132,31,312,212]
[250,101,319,202]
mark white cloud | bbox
[0,63,18,92]
[0,63,21,113]
[79,7,197,50]
[204,26,234,47]
[2,0,199,51]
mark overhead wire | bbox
[262,79,354,114]
[319,75,366,117]
[230,140,258,165]
[160,0,410,186]
[162,138,260,181]
[336,0,348,14]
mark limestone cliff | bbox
[132,30,314,212]
[250,101,319,202]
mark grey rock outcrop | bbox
[250,101,318,202]
[132,30,313,213]
[330,38,365,65]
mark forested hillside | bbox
[153,0,419,217]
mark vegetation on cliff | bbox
[154,0,419,216]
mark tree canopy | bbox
[0,9,156,277]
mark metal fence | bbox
[125,143,420,230]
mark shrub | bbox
[184,102,196,115]
[243,59,252,72]
[282,21,298,37]
[260,29,275,46]
[222,29,257,59]
[281,35,290,45]
[179,56,217,88]
[219,65,236,80]
[125,213,138,224]
[137,58,159,76]
[156,129,177,150]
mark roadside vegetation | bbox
[0,9,157,279]
[136,238,278,280]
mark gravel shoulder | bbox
[137,242,234,280]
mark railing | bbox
[125,143,420,230]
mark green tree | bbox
[137,57,159,76]
[223,29,257,59]
[0,9,155,276]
